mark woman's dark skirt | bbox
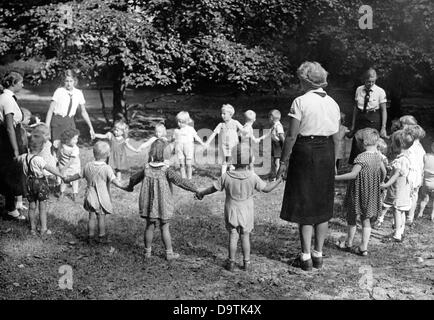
[51,114,76,141]
[0,124,27,199]
[348,111,381,164]
[280,136,335,225]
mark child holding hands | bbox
[239,110,266,171]
[380,129,414,242]
[336,128,386,256]
[94,120,138,180]
[126,138,200,260]
[19,134,65,236]
[63,141,127,244]
[196,144,281,271]
[417,142,434,221]
[205,104,244,175]
[173,111,205,179]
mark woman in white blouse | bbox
[45,70,95,144]
[0,71,27,220]
[277,62,341,272]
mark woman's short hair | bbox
[221,104,235,116]
[60,128,80,144]
[148,139,171,163]
[244,110,256,122]
[28,134,45,154]
[176,111,192,124]
[297,61,328,89]
[93,141,111,159]
[362,68,377,81]
[1,71,23,90]
[61,69,78,85]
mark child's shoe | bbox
[144,248,152,259]
[87,236,97,245]
[242,260,251,271]
[40,229,52,239]
[290,256,313,271]
[225,260,236,272]
[166,250,180,261]
[97,235,111,244]
[312,256,323,268]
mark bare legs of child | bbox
[417,192,434,221]
[180,159,193,180]
[346,219,371,255]
[88,212,108,244]
[393,209,406,241]
[144,219,179,260]
[407,188,419,225]
[374,205,390,229]
[226,227,251,271]
[179,164,187,179]
[60,180,79,201]
[28,200,51,236]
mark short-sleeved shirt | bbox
[51,87,86,117]
[424,154,434,189]
[19,153,47,178]
[355,84,387,112]
[407,139,426,188]
[174,125,200,145]
[58,144,81,173]
[0,89,23,126]
[288,88,340,136]
[270,121,284,142]
[384,153,411,209]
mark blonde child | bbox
[18,135,64,236]
[374,138,392,229]
[336,128,385,256]
[335,112,350,170]
[405,124,426,225]
[205,104,244,175]
[380,129,414,242]
[94,120,138,180]
[63,141,126,244]
[31,123,58,192]
[57,128,81,201]
[197,144,282,271]
[417,142,434,221]
[239,110,266,171]
[172,111,205,179]
[264,109,285,180]
[126,138,200,260]
[137,122,168,152]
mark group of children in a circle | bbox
[335,115,434,257]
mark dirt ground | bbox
[1,87,434,300]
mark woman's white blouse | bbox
[51,87,85,117]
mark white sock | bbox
[301,253,311,261]
[311,249,322,258]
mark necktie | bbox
[66,93,73,117]
[313,91,326,98]
[363,88,371,113]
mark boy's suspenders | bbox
[26,154,38,178]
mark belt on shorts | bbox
[360,108,379,114]
[297,135,330,140]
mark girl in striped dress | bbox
[64,141,127,244]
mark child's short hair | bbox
[390,129,414,154]
[28,134,45,154]
[176,111,192,125]
[231,143,252,169]
[269,109,281,121]
[360,128,380,147]
[221,104,235,116]
[155,122,167,136]
[244,110,256,122]
[377,138,388,155]
[406,124,425,140]
[148,139,171,163]
[93,141,110,160]
[114,120,129,138]
[399,115,418,127]
[60,128,80,144]
[31,123,50,141]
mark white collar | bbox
[94,160,106,165]
[3,89,14,97]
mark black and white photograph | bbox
[0,0,433,305]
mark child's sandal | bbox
[225,260,236,272]
[242,260,251,271]
[352,246,368,257]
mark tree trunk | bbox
[112,64,127,122]
[98,85,111,126]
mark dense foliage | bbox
[0,0,433,119]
